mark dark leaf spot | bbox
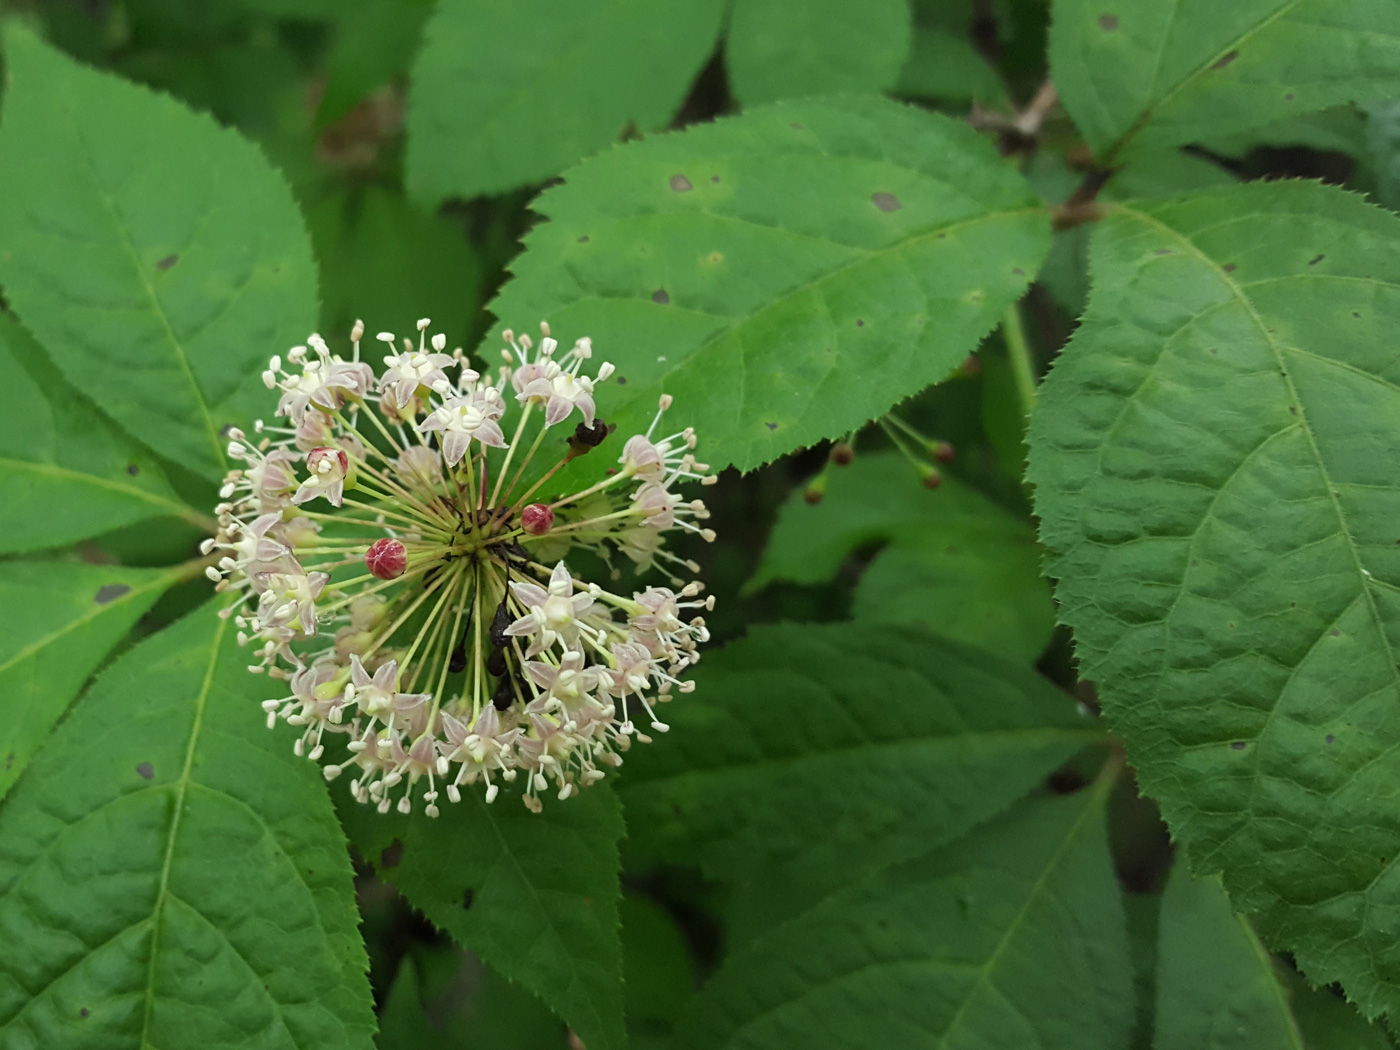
[765,422,778,431]
[936,232,946,239]
[856,319,865,327]
[1289,406,1298,415]
[1326,734,1336,745]
[1154,248,1173,256]
[136,762,155,780]
[4,753,12,770]
[1354,311,1362,319]
[1211,50,1239,70]
[462,888,474,909]
[95,583,131,604]
[615,375,627,386]
[577,235,589,243]
[652,288,670,305]
[711,175,720,183]
[1309,253,1325,265]
[80,1009,90,1019]
[380,839,404,869]
[1330,628,1342,637]
[1098,13,1118,30]
[1285,92,1295,101]
[126,463,139,475]
[790,122,803,130]
[669,174,693,192]
[1012,267,1024,276]
[155,254,178,271]
[1222,263,1237,273]
[1230,741,1247,751]
[871,192,902,212]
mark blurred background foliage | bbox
[0,0,1392,1045]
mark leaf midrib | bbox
[0,456,198,524]
[57,75,224,473]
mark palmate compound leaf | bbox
[1026,180,1400,1023]
[672,778,1133,1050]
[1048,0,1400,164]
[0,314,204,554]
[617,622,1101,898]
[484,95,1052,473]
[337,777,626,1050]
[725,0,911,106]
[0,604,375,1050]
[748,451,1056,662]
[0,27,319,481]
[1155,865,1305,1050]
[405,0,727,205]
[0,560,189,803]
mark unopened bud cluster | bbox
[207,319,716,815]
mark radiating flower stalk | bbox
[207,319,716,815]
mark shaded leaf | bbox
[0,605,375,1049]
[1155,865,1304,1050]
[750,452,1055,661]
[726,0,911,106]
[620,892,695,1028]
[315,0,430,128]
[0,315,200,554]
[1049,0,1400,162]
[486,96,1051,472]
[0,28,319,479]
[1027,181,1400,1022]
[674,783,1132,1050]
[339,782,625,1050]
[618,621,1099,890]
[0,561,186,802]
[896,22,1007,103]
[405,0,726,204]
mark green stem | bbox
[1002,301,1037,418]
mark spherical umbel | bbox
[365,537,407,579]
[521,503,554,535]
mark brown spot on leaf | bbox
[1309,253,1325,265]
[1285,92,1295,101]
[380,839,404,869]
[136,762,154,780]
[1154,248,1173,255]
[1012,267,1024,276]
[855,319,865,327]
[1326,734,1336,745]
[1230,741,1247,751]
[1222,263,1237,273]
[1211,50,1239,70]
[669,174,693,192]
[765,422,778,431]
[652,289,670,305]
[156,254,179,271]
[790,122,803,130]
[4,753,12,770]
[615,375,627,386]
[126,463,139,475]
[80,1009,90,1019]
[577,235,589,243]
[463,888,474,909]
[1330,628,1342,637]
[1098,13,1118,30]
[95,584,131,604]
[871,192,902,212]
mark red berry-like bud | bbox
[932,440,955,464]
[830,442,855,466]
[365,538,407,580]
[921,467,943,490]
[522,503,554,535]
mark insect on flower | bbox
[206,319,716,815]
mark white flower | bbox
[381,349,456,408]
[417,390,507,465]
[292,447,349,508]
[506,562,596,655]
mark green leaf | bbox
[306,185,482,345]
[726,0,911,106]
[0,315,201,554]
[1289,982,1397,1050]
[896,23,1008,103]
[1155,865,1304,1050]
[339,783,625,1050]
[486,96,1051,472]
[1027,180,1400,1023]
[0,605,375,1049]
[1365,99,1400,213]
[0,560,185,802]
[1048,0,1400,162]
[405,0,726,204]
[674,783,1133,1050]
[749,452,1056,661]
[618,621,1099,889]
[621,892,695,1028]
[0,27,319,480]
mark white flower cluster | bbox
[207,319,715,814]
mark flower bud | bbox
[522,503,554,535]
[365,537,407,579]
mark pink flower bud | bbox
[522,503,554,535]
[365,538,407,579]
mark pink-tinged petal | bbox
[571,593,596,617]
[544,395,571,426]
[326,480,345,507]
[525,662,558,688]
[308,572,330,599]
[350,654,373,689]
[509,580,549,607]
[548,562,572,594]
[475,420,507,449]
[443,431,470,466]
[577,393,596,426]
[505,614,538,637]
[393,691,430,712]
[394,377,418,407]
[290,480,316,505]
[472,705,501,737]
[373,659,398,692]
[439,710,469,744]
